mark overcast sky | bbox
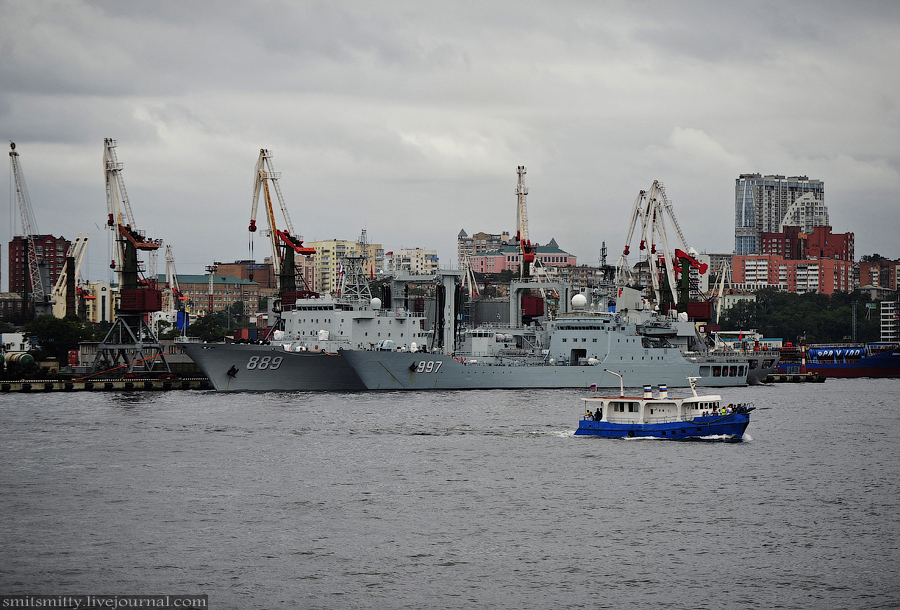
[3,0,899,291]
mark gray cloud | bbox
[2,0,898,289]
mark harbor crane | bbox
[160,244,187,312]
[51,233,90,319]
[615,180,707,307]
[461,252,480,298]
[713,260,731,324]
[151,244,189,336]
[248,148,317,311]
[89,139,171,378]
[9,142,52,317]
[514,165,536,277]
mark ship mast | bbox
[515,165,536,278]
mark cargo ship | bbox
[776,342,900,378]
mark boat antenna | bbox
[604,369,625,397]
[686,376,700,397]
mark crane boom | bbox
[249,149,315,300]
[9,142,47,308]
[163,244,185,311]
[104,138,136,230]
[103,138,159,277]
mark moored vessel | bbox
[776,342,900,378]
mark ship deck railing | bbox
[585,416,695,425]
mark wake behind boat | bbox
[574,372,752,440]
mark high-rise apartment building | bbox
[307,239,383,295]
[384,248,439,275]
[734,174,826,255]
[7,235,71,297]
[458,230,510,266]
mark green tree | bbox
[720,290,881,343]
[860,254,885,263]
[187,314,227,342]
[22,315,94,363]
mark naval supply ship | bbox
[186,273,767,391]
[339,286,756,390]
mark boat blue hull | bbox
[574,413,750,440]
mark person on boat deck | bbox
[594,408,601,421]
[585,409,592,419]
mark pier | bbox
[1,377,212,393]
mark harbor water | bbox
[1,379,898,609]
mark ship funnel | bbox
[643,385,652,399]
[659,384,668,399]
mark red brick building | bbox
[858,258,899,291]
[7,235,71,296]
[804,226,853,262]
[759,226,853,262]
[760,226,804,260]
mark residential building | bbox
[734,174,825,255]
[469,239,576,274]
[458,230,510,266]
[732,255,853,295]
[7,235,71,297]
[718,290,757,314]
[882,299,898,342]
[760,226,805,260]
[384,248,439,275]
[804,226,854,262]
[759,226,854,263]
[565,265,615,289]
[167,274,260,316]
[83,281,116,324]
[307,239,382,294]
[859,258,899,292]
[0,293,24,321]
[214,260,276,290]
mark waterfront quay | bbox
[1,377,211,393]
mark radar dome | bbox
[571,293,588,309]
[370,297,382,310]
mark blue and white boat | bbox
[574,371,752,441]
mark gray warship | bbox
[186,272,774,391]
[339,283,769,390]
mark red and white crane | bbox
[89,139,170,378]
[616,181,707,306]
[514,165,536,277]
[249,149,316,275]
[104,138,161,270]
[162,244,186,312]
